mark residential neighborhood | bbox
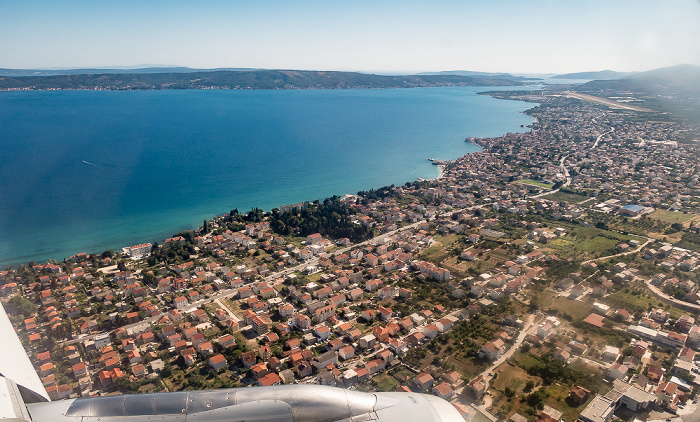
[3,89,700,422]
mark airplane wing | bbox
[25,385,464,422]
[0,301,50,402]
[0,302,463,422]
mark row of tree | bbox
[269,197,373,242]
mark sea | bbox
[0,86,535,267]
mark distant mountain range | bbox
[574,64,700,95]
[0,69,530,90]
[573,64,700,123]
[417,70,539,81]
[0,66,261,77]
[551,70,636,80]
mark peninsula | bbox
[0,69,532,91]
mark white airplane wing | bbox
[0,302,50,402]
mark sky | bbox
[1,0,699,74]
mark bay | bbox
[0,86,534,267]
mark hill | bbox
[417,70,539,81]
[0,66,260,77]
[572,64,700,122]
[552,70,635,80]
[0,69,528,91]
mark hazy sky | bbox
[1,0,699,74]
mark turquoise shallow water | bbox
[0,87,534,267]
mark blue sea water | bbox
[0,87,534,267]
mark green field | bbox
[515,179,554,189]
[543,191,590,204]
[418,234,461,263]
[373,373,399,392]
[602,289,685,319]
[648,209,697,224]
[538,224,645,259]
[549,297,593,321]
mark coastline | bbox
[417,163,446,182]
[0,88,537,268]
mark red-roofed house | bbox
[209,354,228,371]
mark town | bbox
[2,89,700,422]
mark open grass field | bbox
[418,234,461,263]
[389,367,416,384]
[442,255,495,277]
[354,320,378,334]
[543,191,590,204]
[549,297,593,321]
[648,209,698,225]
[139,382,159,393]
[492,363,539,393]
[602,289,685,319]
[512,351,542,372]
[515,179,554,189]
[537,224,645,259]
[220,298,245,321]
[484,247,517,265]
[445,355,488,379]
[373,373,399,392]
[203,302,221,314]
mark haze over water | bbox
[0,87,534,267]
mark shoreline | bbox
[417,163,446,182]
[1,90,538,269]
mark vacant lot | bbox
[203,302,221,314]
[544,191,590,204]
[549,297,593,321]
[502,354,605,422]
[490,363,541,419]
[373,373,399,392]
[515,179,554,189]
[442,255,495,277]
[492,363,539,393]
[648,209,698,225]
[418,234,461,263]
[542,382,594,422]
[538,224,645,259]
[603,289,685,319]
[445,355,488,379]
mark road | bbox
[592,128,614,149]
[215,298,240,322]
[480,314,536,381]
[453,314,537,420]
[560,155,572,187]
[644,279,700,314]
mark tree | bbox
[160,364,172,378]
[6,296,37,318]
[526,390,547,408]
